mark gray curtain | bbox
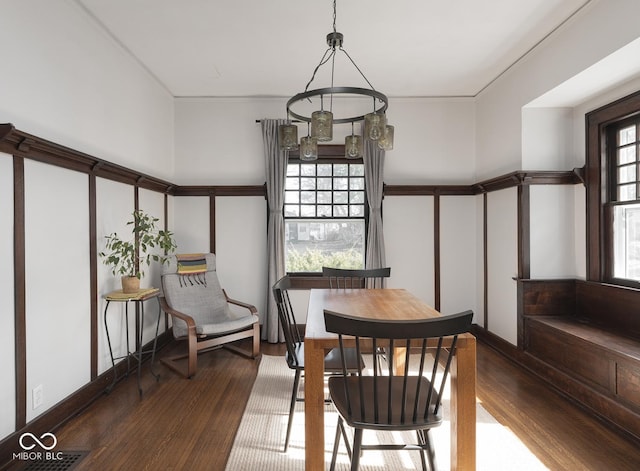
[363,138,387,270]
[262,119,287,342]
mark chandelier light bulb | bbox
[311,110,333,142]
[364,112,386,141]
[378,125,394,151]
[300,136,318,161]
[278,124,299,150]
[345,134,362,159]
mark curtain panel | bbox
[363,139,387,271]
[262,119,288,342]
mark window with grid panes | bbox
[608,117,640,282]
[284,161,366,273]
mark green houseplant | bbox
[100,210,177,293]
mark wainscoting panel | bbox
[172,196,210,253]
[139,188,169,345]
[214,196,268,319]
[24,160,91,422]
[440,195,478,318]
[384,195,436,305]
[96,177,135,375]
[0,154,16,441]
[530,185,576,278]
[486,188,518,346]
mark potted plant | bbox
[100,210,177,293]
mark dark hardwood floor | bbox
[7,340,640,470]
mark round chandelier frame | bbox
[286,87,388,125]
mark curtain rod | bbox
[255,119,302,123]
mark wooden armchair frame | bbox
[159,289,260,378]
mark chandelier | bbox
[279,0,394,160]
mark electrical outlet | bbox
[32,384,43,409]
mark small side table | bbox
[103,287,161,396]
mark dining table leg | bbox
[305,338,327,471]
[450,335,477,470]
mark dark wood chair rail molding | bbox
[2,123,584,199]
[384,169,584,197]
[0,123,174,194]
[173,184,267,197]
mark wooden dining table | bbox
[304,288,477,470]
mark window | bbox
[284,161,366,273]
[608,119,640,282]
[587,90,640,286]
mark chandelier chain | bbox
[285,0,390,127]
[333,0,337,34]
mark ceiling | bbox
[76,0,591,98]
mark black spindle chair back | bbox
[322,266,391,289]
[324,309,473,471]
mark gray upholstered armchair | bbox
[159,253,260,378]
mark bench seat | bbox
[518,279,640,442]
[529,316,640,363]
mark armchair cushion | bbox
[162,253,253,338]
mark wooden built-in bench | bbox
[518,279,640,442]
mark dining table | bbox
[304,288,477,470]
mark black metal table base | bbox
[104,294,161,396]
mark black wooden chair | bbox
[272,275,364,452]
[322,266,391,289]
[324,308,473,471]
[323,266,392,374]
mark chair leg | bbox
[339,418,352,460]
[417,430,428,471]
[252,323,260,357]
[284,370,301,452]
[186,331,198,378]
[350,428,363,471]
[422,429,436,471]
[330,417,343,471]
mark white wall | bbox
[476,0,640,180]
[486,188,518,346]
[174,97,476,185]
[522,108,574,171]
[96,179,134,374]
[383,98,476,184]
[0,0,174,179]
[530,185,576,279]
[24,160,91,421]
[475,195,485,327]
[173,197,211,252]
[138,190,169,345]
[440,196,478,319]
[384,196,436,305]
[0,154,16,438]
[215,197,268,317]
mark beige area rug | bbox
[226,355,549,471]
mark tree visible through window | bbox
[284,161,366,273]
